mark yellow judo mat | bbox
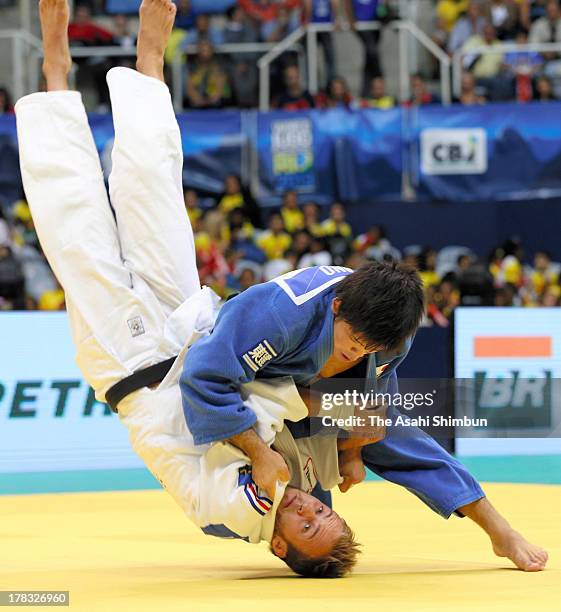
[1,482,560,612]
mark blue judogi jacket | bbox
[180,266,411,445]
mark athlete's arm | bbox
[180,287,290,445]
[228,429,290,500]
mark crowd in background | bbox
[1,186,559,319]
[4,1,561,110]
[1,1,561,315]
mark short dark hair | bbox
[335,261,425,351]
[272,521,360,578]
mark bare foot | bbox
[492,529,549,572]
[136,0,177,81]
[39,0,72,91]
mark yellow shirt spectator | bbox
[187,206,202,227]
[419,270,441,289]
[437,0,469,33]
[363,95,395,110]
[281,207,305,234]
[320,218,352,238]
[218,193,244,215]
[257,231,292,260]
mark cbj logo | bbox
[431,135,479,165]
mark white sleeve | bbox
[197,442,286,543]
[240,377,309,445]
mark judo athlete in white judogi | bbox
[17,0,361,578]
[17,0,548,579]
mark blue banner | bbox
[413,102,561,202]
[4,103,561,208]
[253,108,402,205]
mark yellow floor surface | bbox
[1,482,560,612]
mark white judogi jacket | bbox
[117,287,342,543]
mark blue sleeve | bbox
[180,289,289,445]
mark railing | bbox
[0,30,42,102]
[258,20,452,111]
[2,18,452,110]
[170,39,304,112]
[452,41,561,98]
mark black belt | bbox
[106,356,178,413]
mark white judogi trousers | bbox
[15,68,305,543]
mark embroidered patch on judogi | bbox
[127,316,145,337]
[238,465,272,516]
[242,340,278,372]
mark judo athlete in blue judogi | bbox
[181,263,549,576]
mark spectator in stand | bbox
[217,174,262,227]
[224,5,259,108]
[463,24,511,100]
[432,1,469,61]
[302,201,323,236]
[68,4,113,46]
[463,23,505,78]
[527,0,548,23]
[184,188,203,228]
[299,236,333,267]
[320,203,352,265]
[403,73,441,106]
[540,284,561,305]
[534,74,558,98]
[457,71,487,103]
[494,284,517,306]
[280,189,305,232]
[0,242,25,311]
[239,0,301,43]
[529,250,559,296]
[320,202,352,238]
[0,86,14,114]
[353,224,391,257]
[344,0,384,95]
[436,0,469,35]
[38,283,66,311]
[291,229,313,261]
[238,267,259,291]
[11,201,39,250]
[227,208,256,242]
[484,0,520,40]
[273,64,316,109]
[503,27,543,102]
[529,0,561,52]
[489,239,525,288]
[195,209,229,292]
[433,277,461,319]
[257,212,292,259]
[174,0,196,30]
[316,76,353,108]
[360,76,395,108]
[185,40,231,108]
[303,0,339,87]
[457,252,474,274]
[68,4,114,109]
[182,13,224,47]
[228,210,266,265]
[111,15,136,69]
[112,14,136,49]
[418,247,441,289]
[447,1,486,54]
